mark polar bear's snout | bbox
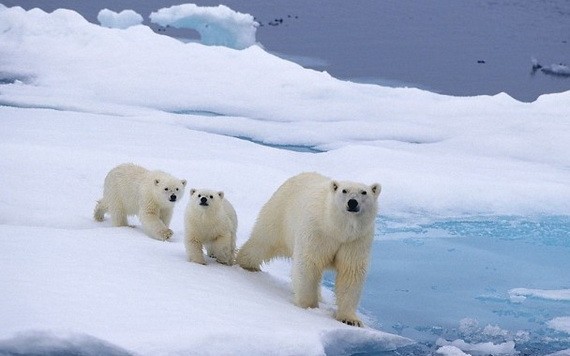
[169,194,178,202]
[199,196,209,206]
[347,198,360,212]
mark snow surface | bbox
[0,4,569,355]
[97,8,143,29]
[150,4,258,49]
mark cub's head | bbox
[153,175,187,205]
[330,180,381,216]
[190,189,224,210]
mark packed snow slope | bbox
[0,4,569,355]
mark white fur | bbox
[94,163,187,241]
[236,172,381,327]
[184,189,237,265]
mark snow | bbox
[150,4,258,49]
[97,8,143,29]
[0,3,569,355]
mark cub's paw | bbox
[159,228,173,241]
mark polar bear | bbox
[94,163,187,241]
[184,189,237,265]
[236,172,381,327]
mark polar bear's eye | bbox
[361,191,367,195]
[164,188,168,191]
[209,195,214,199]
[342,189,347,194]
[176,188,179,191]
[198,194,202,198]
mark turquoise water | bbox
[326,216,570,354]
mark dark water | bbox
[5,0,570,102]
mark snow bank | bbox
[97,9,143,29]
[0,217,412,354]
[150,4,258,49]
[0,331,131,356]
[0,5,568,217]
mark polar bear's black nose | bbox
[200,196,208,205]
[169,194,177,202]
[347,199,359,212]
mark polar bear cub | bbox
[236,172,381,327]
[94,163,187,241]
[184,189,237,265]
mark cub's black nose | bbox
[200,196,208,204]
[170,194,177,202]
[347,199,359,212]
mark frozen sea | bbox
[6,0,570,102]
[1,3,569,356]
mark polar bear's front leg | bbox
[139,209,172,241]
[160,208,173,228]
[333,245,370,327]
[186,236,206,264]
[210,233,235,265]
[292,254,322,309]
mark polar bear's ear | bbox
[371,183,382,197]
[181,179,187,186]
[190,188,197,196]
[218,191,224,199]
[331,181,339,192]
[154,179,160,186]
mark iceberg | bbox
[97,9,143,29]
[150,4,258,49]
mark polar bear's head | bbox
[190,189,224,210]
[152,174,187,205]
[330,180,381,217]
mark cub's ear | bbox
[181,179,187,186]
[218,191,224,199]
[154,179,160,186]
[371,183,382,197]
[190,188,197,196]
[331,181,339,192]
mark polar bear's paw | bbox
[159,228,173,241]
[338,317,363,327]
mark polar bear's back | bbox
[103,163,148,213]
[253,172,328,254]
[260,172,327,219]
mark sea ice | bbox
[97,8,143,29]
[149,4,258,49]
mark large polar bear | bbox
[236,172,381,327]
[94,163,187,241]
[184,189,237,265]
